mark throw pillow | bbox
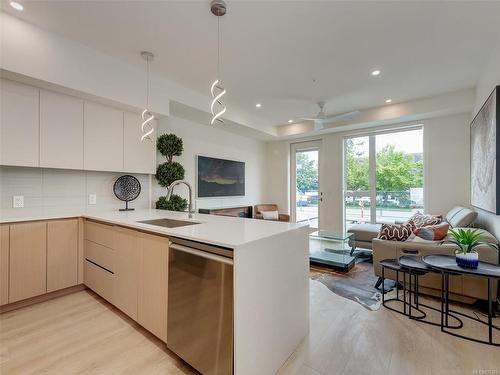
[378,221,416,241]
[408,211,442,228]
[412,222,449,241]
[261,210,279,220]
[406,234,442,244]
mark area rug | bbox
[310,254,395,311]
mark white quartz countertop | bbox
[0,209,308,248]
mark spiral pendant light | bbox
[140,51,155,142]
[210,0,227,125]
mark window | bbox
[344,127,423,230]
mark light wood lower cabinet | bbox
[138,232,169,343]
[0,225,9,305]
[47,219,79,292]
[9,222,47,303]
[84,260,114,302]
[113,227,140,320]
[82,220,168,343]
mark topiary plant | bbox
[156,161,185,188]
[156,195,188,211]
[155,133,187,211]
[157,133,183,163]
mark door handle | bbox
[170,243,234,265]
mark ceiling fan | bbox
[300,101,360,130]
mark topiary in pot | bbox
[156,161,185,188]
[157,133,183,163]
[156,194,188,211]
[155,133,188,211]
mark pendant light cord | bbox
[217,16,221,79]
[146,57,150,109]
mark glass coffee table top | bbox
[309,230,354,241]
[309,231,355,271]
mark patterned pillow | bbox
[378,221,416,241]
[412,222,449,241]
[408,212,442,228]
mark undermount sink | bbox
[137,218,200,228]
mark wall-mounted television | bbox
[197,156,245,198]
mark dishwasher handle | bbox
[170,243,234,265]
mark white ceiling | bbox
[3,0,500,128]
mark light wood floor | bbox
[1,282,499,375]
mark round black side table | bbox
[423,254,500,347]
[398,255,462,329]
[380,258,425,319]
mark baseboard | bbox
[0,284,87,314]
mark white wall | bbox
[153,116,267,211]
[0,166,151,219]
[0,12,272,135]
[266,113,471,232]
[424,113,470,215]
[473,36,500,238]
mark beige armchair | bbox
[254,204,290,222]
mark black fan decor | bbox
[113,175,141,211]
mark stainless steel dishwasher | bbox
[167,237,233,375]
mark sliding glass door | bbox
[291,141,321,229]
[344,127,423,230]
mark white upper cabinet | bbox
[0,79,40,167]
[1,79,155,174]
[84,101,124,172]
[40,90,84,169]
[123,112,156,174]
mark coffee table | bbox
[309,231,355,271]
[423,254,500,346]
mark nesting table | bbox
[380,255,500,346]
[422,255,500,346]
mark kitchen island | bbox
[0,209,310,375]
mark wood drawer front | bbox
[84,240,114,272]
[85,220,115,249]
[84,259,114,302]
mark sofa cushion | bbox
[408,212,442,227]
[412,222,449,241]
[377,222,416,241]
[445,206,477,228]
[348,223,381,242]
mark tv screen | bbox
[197,156,245,198]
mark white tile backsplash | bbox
[0,166,151,218]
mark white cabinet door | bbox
[84,101,124,172]
[0,79,39,167]
[123,112,156,174]
[40,90,84,169]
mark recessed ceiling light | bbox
[10,1,23,10]
[288,119,293,123]
[255,103,262,108]
[385,99,392,104]
[371,70,381,76]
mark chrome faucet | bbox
[166,180,195,218]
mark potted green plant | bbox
[155,133,188,211]
[443,228,499,268]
